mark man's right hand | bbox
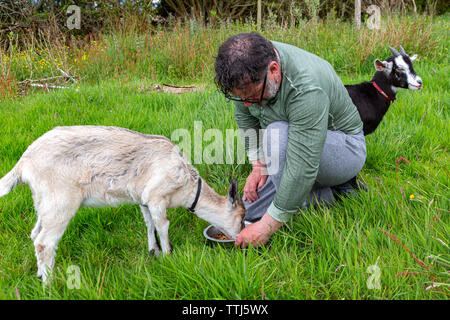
[243,159,268,203]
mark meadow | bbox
[0,14,448,299]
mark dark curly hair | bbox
[214,32,277,96]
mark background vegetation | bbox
[1,0,448,47]
[0,2,448,300]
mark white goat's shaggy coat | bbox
[0,126,245,283]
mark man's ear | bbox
[374,59,393,72]
[268,60,280,77]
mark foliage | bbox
[1,14,447,100]
[158,0,449,22]
[0,0,157,48]
[0,0,448,47]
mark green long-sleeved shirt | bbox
[235,41,363,222]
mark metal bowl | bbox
[203,225,235,244]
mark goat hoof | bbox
[161,248,172,257]
[149,248,161,256]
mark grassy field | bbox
[0,14,448,300]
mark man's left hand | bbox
[235,212,283,248]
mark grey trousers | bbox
[244,121,366,221]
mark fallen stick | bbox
[57,67,77,83]
[18,75,66,84]
[152,83,204,94]
[29,83,69,90]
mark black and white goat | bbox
[345,45,423,135]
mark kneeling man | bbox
[214,32,366,248]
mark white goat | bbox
[0,125,245,283]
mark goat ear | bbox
[374,60,393,72]
[227,178,238,205]
[374,59,387,71]
[410,54,418,61]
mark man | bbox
[214,32,366,248]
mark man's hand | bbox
[235,213,283,248]
[243,159,268,203]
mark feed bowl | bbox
[203,225,235,244]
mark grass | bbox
[0,14,449,300]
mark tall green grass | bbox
[0,14,448,299]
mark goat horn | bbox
[399,45,407,56]
[388,46,400,57]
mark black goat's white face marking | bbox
[393,55,423,90]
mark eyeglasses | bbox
[225,73,267,104]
